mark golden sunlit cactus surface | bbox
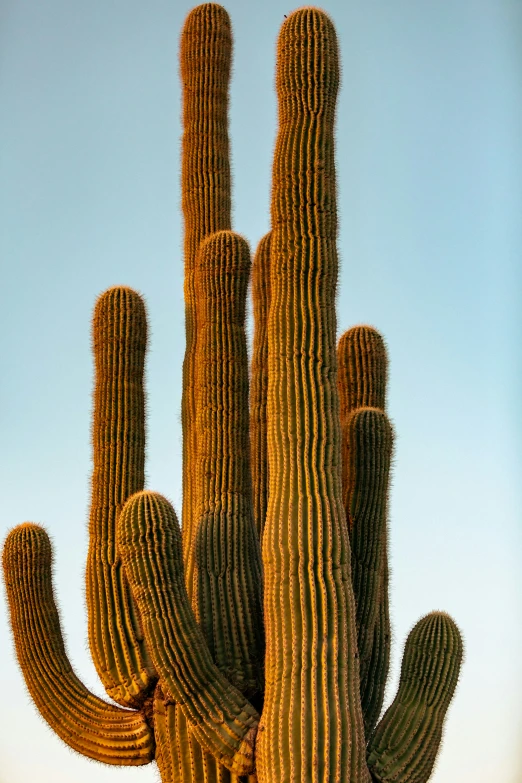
[3,5,463,783]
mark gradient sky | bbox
[1,1,521,782]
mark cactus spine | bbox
[3,6,463,783]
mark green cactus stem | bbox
[2,523,154,765]
[259,9,369,783]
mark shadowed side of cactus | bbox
[258,9,370,783]
[250,230,272,541]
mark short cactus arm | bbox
[2,524,154,765]
[367,612,463,783]
[194,230,264,698]
[118,490,259,777]
[250,230,272,540]
[180,3,233,601]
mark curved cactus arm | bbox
[194,230,264,698]
[250,230,272,541]
[2,524,154,765]
[337,326,392,734]
[342,407,393,735]
[87,285,157,707]
[259,9,369,783]
[180,3,233,602]
[118,490,259,777]
[366,612,463,783]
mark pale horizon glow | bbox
[1,2,521,782]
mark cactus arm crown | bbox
[180,3,233,603]
[367,612,463,783]
[250,230,272,540]
[118,490,259,777]
[86,285,157,707]
[258,10,369,783]
[194,230,264,698]
[2,524,154,765]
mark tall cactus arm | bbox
[118,490,259,777]
[87,285,157,707]
[342,407,393,736]
[194,230,264,698]
[337,326,392,735]
[259,10,369,783]
[250,230,272,541]
[2,524,154,765]
[180,3,233,601]
[366,612,463,783]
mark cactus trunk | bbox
[257,10,369,783]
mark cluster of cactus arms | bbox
[2,5,463,783]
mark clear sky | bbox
[1,1,521,782]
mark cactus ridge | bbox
[2,523,154,765]
[3,6,464,783]
[250,230,272,541]
[194,230,264,698]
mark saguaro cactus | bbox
[3,5,463,783]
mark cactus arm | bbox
[86,285,156,707]
[259,10,369,783]
[337,326,392,733]
[118,490,259,777]
[180,3,233,602]
[366,613,463,783]
[194,230,264,698]
[343,407,393,736]
[2,524,154,765]
[250,231,272,540]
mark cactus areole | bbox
[3,5,463,783]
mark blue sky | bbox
[1,1,521,782]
